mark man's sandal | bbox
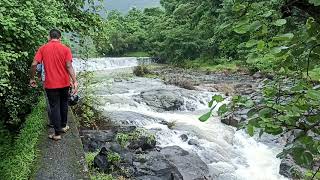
[48,134,62,141]
[62,125,70,133]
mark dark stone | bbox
[253,72,263,79]
[279,155,305,178]
[128,136,156,151]
[136,89,184,111]
[93,147,110,172]
[180,134,188,142]
[221,115,242,127]
[110,142,124,154]
[188,139,199,146]
[160,146,209,179]
[81,130,115,152]
[134,151,183,179]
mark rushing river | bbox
[74,57,288,180]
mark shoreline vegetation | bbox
[0,97,46,179]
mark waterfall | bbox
[73,57,152,72]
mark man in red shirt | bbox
[30,29,78,140]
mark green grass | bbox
[0,97,46,180]
[123,51,149,57]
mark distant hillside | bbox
[102,0,160,13]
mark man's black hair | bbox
[49,29,61,39]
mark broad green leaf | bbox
[234,25,250,34]
[199,111,212,122]
[257,40,265,50]
[259,108,273,118]
[273,33,294,41]
[261,11,272,17]
[249,21,262,31]
[218,104,228,116]
[306,89,320,100]
[306,114,320,123]
[208,100,214,108]
[293,150,313,168]
[246,40,258,48]
[273,19,287,26]
[247,124,254,136]
[271,46,289,54]
[212,95,224,103]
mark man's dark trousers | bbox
[45,87,69,135]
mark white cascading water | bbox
[74,57,288,180]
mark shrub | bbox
[133,65,150,77]
[164,76,196,90]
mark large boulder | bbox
[160,146,209,180]
[105,111,164,126]
[135,89,184,112]
[81,130,115,152]
[134,151,183,179]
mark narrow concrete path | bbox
[33,111,89,180]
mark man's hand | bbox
[71,81,78,95]
[29,79,37,88]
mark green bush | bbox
[0,0,102,129]
[0,97,46,180]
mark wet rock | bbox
[161,146,209,179]
[137,89,184,112]
[109,142,124,154]
[253,72,263,79]
[221,115,243,127]
[105,111,164,126]
[188,139,199,146]
[93,147,110,172]
[134,151,183,179]
[81,130,115,152]
[279,155,305,178]
[128,136,156,151]
[180,134,188,142]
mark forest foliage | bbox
[90,0,320,178]
[0,0,102,129]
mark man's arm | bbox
[30,59,39,87]
[66,61,78,94]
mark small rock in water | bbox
[180,134,188,142]
[253,72,263,79]
[114,78,122,82]
[221,115,242,127]
[188,139,199,146]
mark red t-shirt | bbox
[34,40,72,89]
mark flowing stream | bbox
[74,57,288,180]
